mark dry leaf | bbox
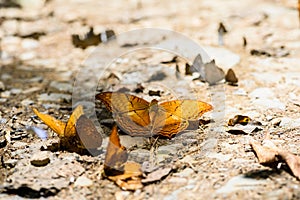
[278,151,300,180]
[228,115,251,126]
[142,167,172,184]
[251,139,300,180]
[104,125,143,190]
[225,68,238,85]
[104,125,128,175]
[250,140,278,165]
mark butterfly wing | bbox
[159,100,213,121]
[151,110,189,138]
[64,105,84,137]
[96,92,152,135]
[33,108,66,137]
[75,115,103,149]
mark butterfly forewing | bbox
[159,100,212,120]
[96,92,150,113]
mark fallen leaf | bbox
[72,27,115,49]
[104,125,143,190]
[225,68,238,86]
[250,140,278,165]
[250,139,300,180]
[277,151,300,180]
[228,115,251,126]
[142,167,172,184]
[104,125,128,175]
[192,54,225,85]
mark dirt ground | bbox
[0,0,300,199]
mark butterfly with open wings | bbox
[96,92,213,138]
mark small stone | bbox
[38,93,71,102]
[249,87,275,99]
[270,118,281,126]
[21,99,34,106]
[279,117,300,129]
[12,141,28,148]
[157,144,184,155]
[233,88,247,96]
[175,168,194,178]
[74,175,93,187]
[49,81,73,93]
[3,159,18,168]
[30,151,51,167]
[20,51,36,61]
[21,39,40,49]
[0,81,5,91]
[1,91,11,98]
[216,174,267,194]
[10,88,22,95]
[0,135,6,148]
[252,99,285,110]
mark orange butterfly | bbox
[96,92,213,138]
[33,105,102,153]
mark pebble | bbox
[119,135,145,149]
[167,177,188,185]
[30,151,51,167]
[21,39,40,49]
[249,87,275,99]
[20,51,36,61]
[174,167,194,178]
[3,159,18,168]
[12,141,28,148]
[0,136,7,148]
[38,93,71,102]
[0,81,5,91]
[157,143,184,155]
[279,117,300,129]
[49,81,73,93]
[203,46,240,69]
[233,88,247,96]
[216,174,268,194]
[1,91,11,98]
[206,152,232,162]
[251,98,285,110]
[10,88,22,95]
[74,175,93,187]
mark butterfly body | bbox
[96,92,212,138]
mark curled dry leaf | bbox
[277,151,300,180]
[225,68,238,86]
[250,139,300,180]
[228,115,252,126]
[250,140,278,165]
[104,125,143,190]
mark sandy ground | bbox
[0,0,300,199]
